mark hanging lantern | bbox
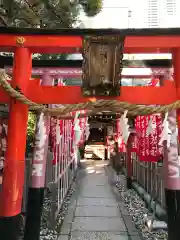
[82,35,125,96]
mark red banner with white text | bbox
[50,110,87,165]
[131,134,138,152]
[135,115,162,162]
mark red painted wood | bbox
[0,79,177,105]
[0,35,179,53]
[0,48,31,217]
[26,79,177,105]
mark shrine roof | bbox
[0,56,172,68]
[0,27,180,36]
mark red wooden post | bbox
[0,48,32,240]
[24,72,53,240]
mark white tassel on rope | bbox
[159,112,172,148]
[73,111,82,149]
[73,128,82,150]
[74,111,80,127]
[74,112,81,133]
[120,110,130,144]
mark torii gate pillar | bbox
[164,48,180,240]
[0,48,31,240]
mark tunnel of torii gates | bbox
[0,27,180,240]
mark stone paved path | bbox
[58,160,141,240]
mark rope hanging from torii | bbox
[0,70,180,118]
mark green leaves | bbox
[27,111,36,138]
[0,0,103,28]
[80,0,103,17]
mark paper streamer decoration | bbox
[159,112,172,148]
[56,121,62,145]
[120,110,130,144]
[146,115,156,136]
[37,113,47,148]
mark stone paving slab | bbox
[71,217,126,232]
[70,231,129,240]
[130,236,143,240]
[79,187,114,198]
[75,206,120,217]
[80,182,108,187]
[58,235,69,240]
[77,197,117,207]
[80,178,109,186]
[60,222,72,235]
[58,160,141,240]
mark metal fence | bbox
[45,119,78,226]
[21,119,78,225]
[131,152,165,208]
[22,156,32,213]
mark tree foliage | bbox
[27,111,36,140]
[0,0,103,28]
[0,0,103,147]
[26,111,36,154]
[0,0,103,60]
[80,0,103,17]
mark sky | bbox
[80,0,180,29]
[80,0,130,28]
[74,0,172,86]
[77,0,171,60]
[80,0,146,29]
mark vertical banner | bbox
[138,116,146,160]
[70,118,74,155]
[156,114,163,156]
[116,117,126,152]
[131,134,138,152]
[106,126,114,155]
[50,118,57,166]
[0,117,8,184]
[135,115,162,162]
[79,110,86,146]
[145,116,150,157]
[148,115,157,162]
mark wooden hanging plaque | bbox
[82,35,125,97]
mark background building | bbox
[130,0,180,28]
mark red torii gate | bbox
[0,27,180,240]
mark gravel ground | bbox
[116,180,168,240]
[40,182,76,240]
[19,178,76,240]
[20,165,168,240]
